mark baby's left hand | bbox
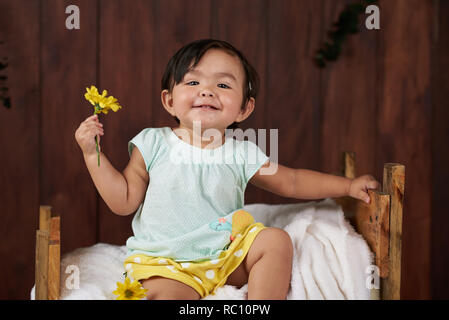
[348,175,381,204]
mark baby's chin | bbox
[181,119,231,132]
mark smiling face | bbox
[161,49,255,137]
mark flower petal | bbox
[84,85,123,114]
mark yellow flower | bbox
[84,85,106,106]
[83,85,123,166]
[112,277,148,300]
[98,95,122,114]
[84,85,122,114]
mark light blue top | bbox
[125,127,269,262]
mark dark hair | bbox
[161,39,260,129]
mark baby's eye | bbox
[218,83,230,89]
[186,80,199,86]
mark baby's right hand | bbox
[75,114,104,157]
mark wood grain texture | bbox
[337,191,391,278]
[343,151,356,179]
[431,0,449,299]
[263,0,323,205]
[40,0,98,256]
[35,230,49,300]
[0,0,40,300]
[357,190,390,278]
[321,0,378,183]
[97,0,158,245]
[0,0,441,299]
[377,0,433,299]
[36,205,60,300]
[39,206,52,231]
[48,215,60,300]
[335,152,391,279]
[381,163,405,300]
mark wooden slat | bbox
[336,191,390,279]
[337,152,406,298]
[35,230,49,300]
[49,215,60,243]
[48,215,60,300]
[352,189,390,278]
[37,206,60,300]
[343,151,356,179]
[39,206,52,232]
[336,152,391,278]
[381,163,405,300]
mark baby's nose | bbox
[200,90,214,97]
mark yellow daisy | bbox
[84,85,105,106]
[112,277,148,300]
[83,85,123,166]
[98,95,121,114]
[84,85,122,114]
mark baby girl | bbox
[75,39,380,300]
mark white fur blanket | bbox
[31,198,373,300]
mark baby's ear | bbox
[161,89,171,105]
[236,97,255,122]
[161,90,174,114]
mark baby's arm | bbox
[75,115,149,215]
[250,161,380,203]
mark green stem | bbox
[95,135,100,166]
[93,107,100,166]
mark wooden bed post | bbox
[343,151,356,179]
[33,153,403,301]
[35,229,49,300]
[381,164,405,300]
[337,152,405,300]
[35,205,60,300]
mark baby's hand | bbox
[348,175,381,204]
[75,114,104,157]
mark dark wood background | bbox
[0,0,447,299]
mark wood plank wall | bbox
[0,0,444,299]
[377,0,433,300]
[0,0,40,299]
[432,0,449,300]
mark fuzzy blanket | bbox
[30,198,373,300]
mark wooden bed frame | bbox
[34,151,405,300]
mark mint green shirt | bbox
[125,127,269,262]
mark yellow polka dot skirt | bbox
[123,222,266,298]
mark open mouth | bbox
[193,105,219,110]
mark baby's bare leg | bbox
[244,227,293,299]
[141,276,201,300]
